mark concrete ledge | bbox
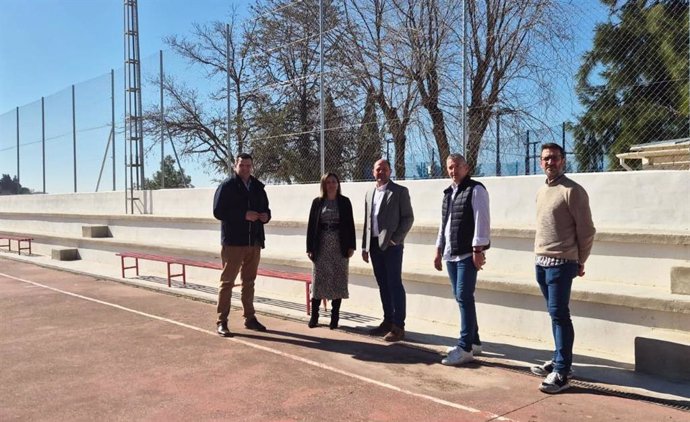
[81,225,111,238]
[51,248,80,261]
[635,330,690,381]
[248,257,690,315]
[1,212,688,246]
[10,230,690,315]
[671,266,690,295]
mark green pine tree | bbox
[574,0,689,171]
[144,156,192,189]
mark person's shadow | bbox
[233,328,451,366]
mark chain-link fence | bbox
[1,0,688,194]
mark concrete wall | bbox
[1,170,688,362]
[2,170,688,232]
[3,170,687,287]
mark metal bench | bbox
[0,234,33,255]
[116,251,322,315]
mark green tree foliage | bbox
[144,156,192,190]
[249,0,353,183]
[0,174,31,195]
[575,0,689,171]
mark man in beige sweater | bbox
[531,143,595,394]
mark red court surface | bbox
[1,259,688,421]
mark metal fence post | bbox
[16,106,19,185]
[160,50,165,189]
[524,130,530,175]
[319,0,325,175]
[461,0,467,155]
[72,84,77,192]
[111,69,116,191]
[496,113,501,176]
[226,23,232,171]
[42,97,46,193]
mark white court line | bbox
[1,271,513,421]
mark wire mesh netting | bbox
[0,0,688,195]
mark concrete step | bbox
[51,248,80,261]
[81,225,111,238]
[13,230,690,314]
[635,330,690,381]
[671,266,690,295]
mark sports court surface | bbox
[1,258,688,421]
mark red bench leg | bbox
[305,282,311,315]
[120,256,125,278]
[166,262,172,287]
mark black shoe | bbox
[244,317,267,332]
[308,298,320,328]
[368,321,392,336]
[330,299,341,330]
[217,322,232,337]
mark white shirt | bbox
[435,183,491,262]
[371,182,388,237]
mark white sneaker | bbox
[539,372,570,394]
[446,344,482,356]
[441,348,475,366]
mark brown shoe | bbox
[383,325,405,342]
[368,321,392,336]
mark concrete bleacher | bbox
[0,170,688,381]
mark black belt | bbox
[320,223,340,231]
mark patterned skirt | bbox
[311,230,349,300]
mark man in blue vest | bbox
[434,153,490,365]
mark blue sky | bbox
[0,0,245,113]
[0,0,249,192]
[0,0,612,192]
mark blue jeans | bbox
[535,263,578,375]
[370,240,406,328]
[447,256,481,352]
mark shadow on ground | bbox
[135,275,689,406]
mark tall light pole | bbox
[319,0,325,175]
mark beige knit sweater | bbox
[535,175,596,263]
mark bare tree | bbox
[340,0,420,179]
[248,0,351,183]
[390,0,459,165]
[143,9,258,175]
[463,0,574,172]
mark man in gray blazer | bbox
[362,159,414,342]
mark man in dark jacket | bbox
[362,159,414,342]
[213,153,271,337]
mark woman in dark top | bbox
[306,173,356,329]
